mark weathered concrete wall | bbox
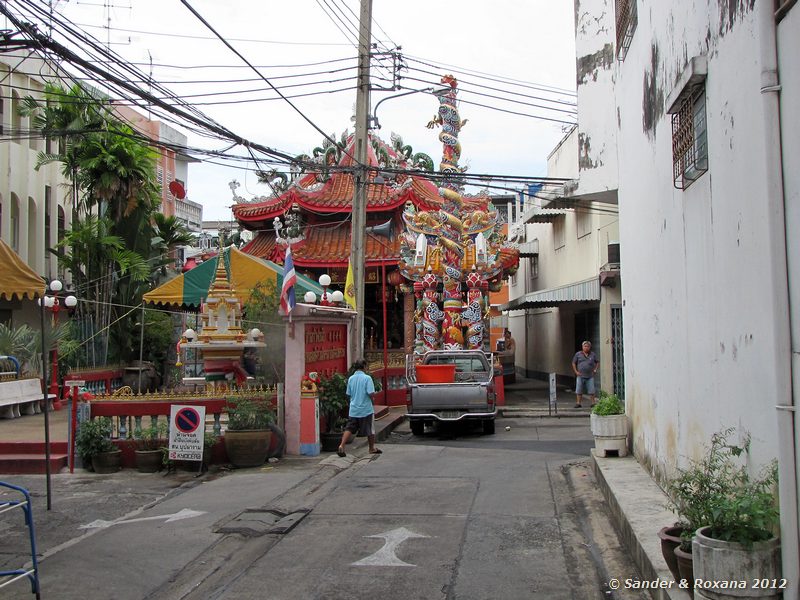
[573,0,619,199]
[614,1,782,480]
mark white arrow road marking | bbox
[80,508,206,530]
[351,527,430,567]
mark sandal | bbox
[369,449,383,454]
[336,448,346,457]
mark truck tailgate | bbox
[410,382,490,410]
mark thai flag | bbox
[280,246,297,320]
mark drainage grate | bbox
[214,508,310,537]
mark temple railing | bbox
[86,385,279,439]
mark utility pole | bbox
[349,0,373,361]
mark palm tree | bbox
[56,216,150,364]
[20,82,110,221]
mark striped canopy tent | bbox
[143,246,323,308]
[0,238,45,300]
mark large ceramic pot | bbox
[674,545,695,598]
[134,449,162,473]
[92,449,122,474]
[658,525,685,582]
[692,526,781,600]
[224,429,272,468]
[320,431,342,453]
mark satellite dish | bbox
[169,180,186,199]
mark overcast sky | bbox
[53,0,577,221]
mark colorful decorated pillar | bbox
[399,75,520,353]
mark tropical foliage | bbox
[21,82,192,371]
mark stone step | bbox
[0,453,68,474]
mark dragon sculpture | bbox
[399,75,519,353]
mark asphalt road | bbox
[2,417,649,600]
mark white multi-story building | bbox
[522,0,798,587]
[175,197,203,233]
[0,52,71,324]
[503,123,622,397]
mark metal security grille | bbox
[615,0,637,60]
[671,88,708,189]
[611,305,625,399]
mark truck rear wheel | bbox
[482,419,495,435]
[410,420,425,436]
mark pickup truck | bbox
[405,350,497,435]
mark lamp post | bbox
[319,274,332,306]
[38,279,77,410]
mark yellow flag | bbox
[344,259,357,310]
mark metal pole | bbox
[40,301,52,511]
[137,302,145,393]
[381,262,388,401]
[349,0,373,361]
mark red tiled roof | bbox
[242,223,400,268]
[233,172,444,229]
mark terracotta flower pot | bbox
[658,525,685,582]
[134,449,162,473]
[224,429,272,468]
[674,545,694,598]
[91,449,122,474]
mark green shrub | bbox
[76,417,116,465]
[591,393,624,416]
[135,420,168,451]
[666,428,779,549]
[225,397,275,431]
[318,373,348,432]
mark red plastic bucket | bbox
[415,364,456,383]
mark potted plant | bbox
[663,430,734,589]
[134,421,168,473]
[224,396,274,467]
[76,417,121,473]
[589,392,628,457]
[203,431,219,468]
[665,428,782,598]
[317,372,348,452]
[689,431,781,600]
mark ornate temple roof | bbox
[232,131,445,230]
[242,221,401,267]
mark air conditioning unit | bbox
[607,242,620,265]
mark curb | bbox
[500,408,591,418]
[590,452,691,600]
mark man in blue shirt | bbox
[337,359,381,457]
[572,341,599,408]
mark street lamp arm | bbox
[372,87,435,129]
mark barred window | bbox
[671,87,708,190]
[615,0,638,61]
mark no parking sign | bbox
[168,405,206,461]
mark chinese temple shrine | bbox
[232,77,519,403]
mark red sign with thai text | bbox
[305,324,347,378]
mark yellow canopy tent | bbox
[143,246,323,308]
[0,238,45,300]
